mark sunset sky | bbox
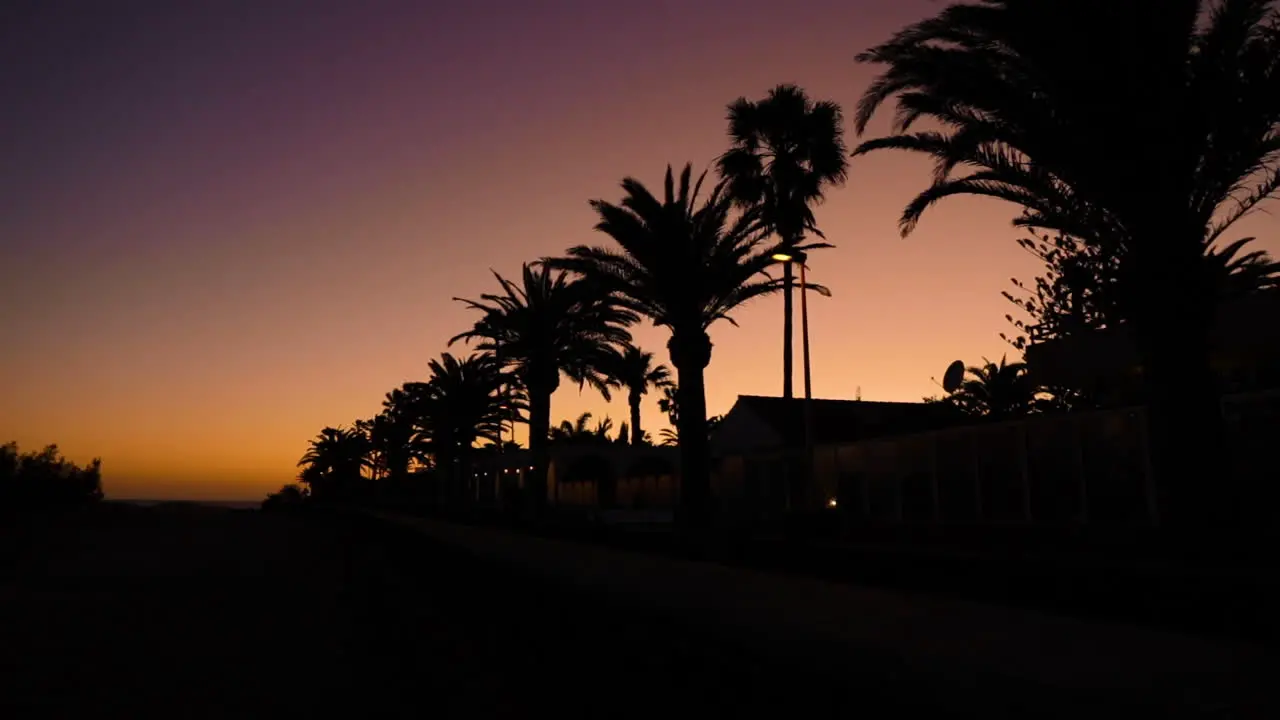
[4,0,1277,501]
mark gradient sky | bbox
[3,0,1277,501]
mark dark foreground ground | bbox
[0,503,945,718]
[2,503,1272,718]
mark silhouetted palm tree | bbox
[297,427,370,500]
[947,356,1042,420]
[450,268,631,511]
[657,385,680,426]
[852,0,1280,526]
[592,415,614,440]
[1216,236,1280,296]
[352,418,381,479]
[369,385,430,483]
[610,346,673,445]
[417,352,516,504]
[659,414,725,447]
[548,412,617,444]
[718,84,849,398]
[547,164,785,528]
[549,411,596,442]
[296,462,325,491]
[612,421,631,445]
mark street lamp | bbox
[771,251,814,402]
[773,250,819,512]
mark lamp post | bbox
[772,251,819,511]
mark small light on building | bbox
[826,497,838,509]
[528,466,534,470]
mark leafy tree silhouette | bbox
[261,483,308,511]
[0,442,103,513]
[1004,230,1280,350]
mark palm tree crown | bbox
[851,0,1280,527]
[610,345,673,445]
[297,426,370,499]
[947,356,1042,420]
[416,352,518,503]
[718,84,849,399]
[548,412,615,444]
[1216,236,1280,296]
[551,164,784,335]
[451,264,635,398]
[546,163,786,527]
[419,352,515,459]
[451,263,634,512]
[366,384,430,482]
[853,0,1280,245]
[718,84,850,246]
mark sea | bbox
[110,499,261,510]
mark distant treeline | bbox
[1,442,104,513]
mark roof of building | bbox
[717,395,963,449]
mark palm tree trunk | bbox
[1137,304,1225,531]
[629,390,643,445]
[782,262,794,399]
[670,332,714,530]
[675,366,712,529]
[1131,247,1228,532]
[528,389,552,515]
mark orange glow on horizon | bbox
[4,1,1277,501]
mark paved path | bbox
[0,504,938,718]
[374,511,1280,717]
[3,504,1274,717]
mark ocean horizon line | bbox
[108,498,261,509]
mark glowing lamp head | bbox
[826,497,838,509]
[771,252,793,263]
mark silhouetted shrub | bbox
[0,442,104,513]
[261,483,309,512]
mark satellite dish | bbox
[941,360,965,393]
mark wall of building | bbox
[713,391,1279,527]
[543,446,681,510]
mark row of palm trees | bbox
[286,0,1280,531]
[291,343,676,503]
[288,83,852,525]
